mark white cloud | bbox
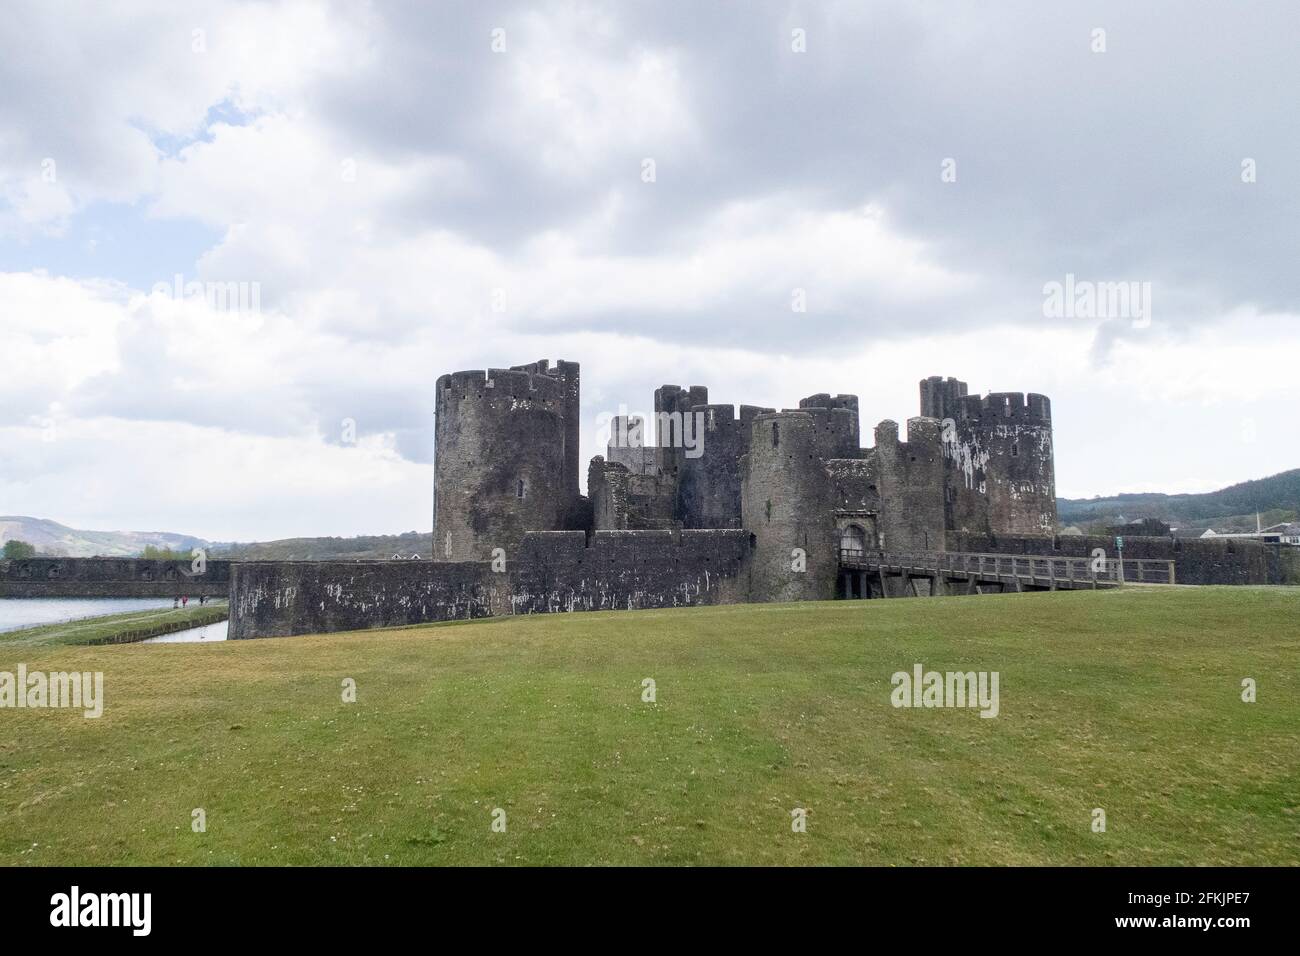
[0,416,429,541]
[2,1,1298,539]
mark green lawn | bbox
[0,587,1296,866]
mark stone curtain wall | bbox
[226,530,1296,639]
[948,532,1299,586]
[229,529,752,639]
[0,557,231,598]
[228,559,502,639]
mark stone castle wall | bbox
[947,532,1300,586]
[229,529,751,639]
[0,557,231,598]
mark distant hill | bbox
[1058,468,1300,533]
[0,516,209,558]
[0,517,431,561]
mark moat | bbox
[0,597,175,633]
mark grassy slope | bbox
[0,587,1296,866]
[0,603,228,650]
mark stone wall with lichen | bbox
[0,557,230,597]
[228,529,751,639]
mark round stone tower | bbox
[434,362,576,561]
[740,410,837,602]
[947,391,1056,535]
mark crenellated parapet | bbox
[796,395,861,459]
[956,391,1052,425]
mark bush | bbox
[2,540,36,559]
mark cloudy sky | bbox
[2,0,1298,541]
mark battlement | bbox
[957,391,1052,424]
[799,393,859,412]
[437,367,567,403]
[690,402,736,421]
[747,409,820,459]
[793,406,857,457]
[753,409,816,426]
[687,403,748,436]
[905,416,945,449]
[679,402,780,436]
[510,358,578,381]
[874,419,900,445]
[870,416,945,450]
[655,384,709,411]
[919,376,969,420]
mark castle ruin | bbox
[226,358,1295,638]
[432,359,1057,603]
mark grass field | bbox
[0,587,1296,866]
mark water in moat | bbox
[0,597,175,633]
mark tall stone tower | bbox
[740,410,838,602]
[920,376,1057,536]
[433,360,579,561]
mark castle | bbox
[433,359,1056,603]
[225,358,1293,637]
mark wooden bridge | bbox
[836,549,1176,599]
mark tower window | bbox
[772,422,780,448]
[1011,443,1019,457]
[516,479,525,499]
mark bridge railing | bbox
[840,549,1175,585]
